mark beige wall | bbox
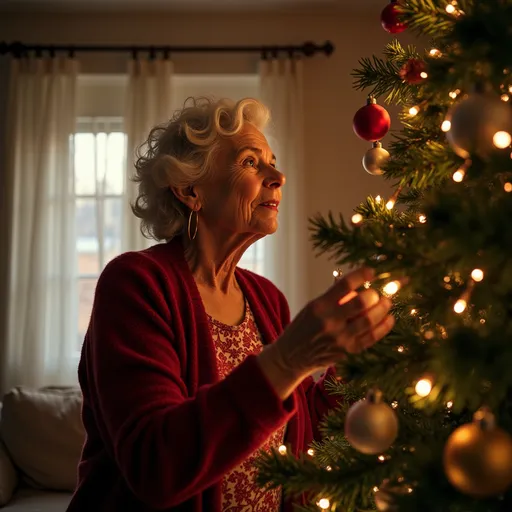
[1,8,421,302]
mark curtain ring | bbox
[188,210,198,240]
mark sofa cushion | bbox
[0,438,18,506]
[0,386,85,492]
[1,487,72,512]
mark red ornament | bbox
[399,58,427,84]
[381,0,407,34]
[353,97,391,142]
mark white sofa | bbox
[0,387,83,511]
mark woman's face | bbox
[197,122,285,238]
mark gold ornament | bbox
[374,479,411,512]
[362,142,390,175]
[344,389,399,455]
[443,408,512,498]
[445,90,512,159]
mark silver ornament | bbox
[445,92,512,159]
[344,389,399,455]
[362,142,390,175]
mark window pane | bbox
[74,133,96,195]
[78,277,97,350]
[76,198,99,274]
[104,198,123,264]
[104,132,126,195]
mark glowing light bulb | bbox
[505,182,512,192]
[502,94,510,102]
[397,345,405,353]
[332,269,340,278]
[493,131,512,149]
[454,299,467,314]
[307,448,315,456]
[446,4,456,14]
[471,269,484,282]
[383,281,401,296]
[364,281,372,289]
[278,445,287,455]
[317,498,330,510]
[325,465,332,471]
[415,378,433,397]
[378,455,386,462]
[429,48,441,57]
[391,401,398,409]
[441,120,451,132]
[446,401,453,409]
[386,199,395,210]
[351,213,363,224]
[409,106,419,116]
[373,486,379,493]
[418,214,427,224]
[420,72,428,79]
[452,169,465,182]
[410,308,417,315]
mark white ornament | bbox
[363,142,390,175]
[445,91,512,158]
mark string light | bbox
[278,445,287,455]
[502,94,510,102]
[383,280,401,296]
[375,195,382,203]
[391,401,399,409]
[386,188,401,210]
[446,3,456,13]
[429,48,442,57]
[410,308,418,315]
[471,269,484,282]
[317,498,330,510]
[420,72,428,79]
[325,466,332,471]
[505,182,512,192]
[373,486,379,493]
[415,378,433,397]
[332,269,341,279]
[493,131,512,149]
[364,281,372,289]
[441,120,451,132]
[378,455,386,462]
[397,345,405,352]
[452,169,465,182]
[453,298,467,314]
[409,106,419,116]
[418,214,427,223]
[449,89,461,99]
[446,401,454,409]
[386,199,395,210]
[307,448,315,456]
[351,213,364,224]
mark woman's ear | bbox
[170,185,200,210]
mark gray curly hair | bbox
[131,97,271,241]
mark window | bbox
[74,117,126,350]
[73,74,264,350]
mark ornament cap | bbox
[366,388,383,404]
[367,95,377,105]
[474,407,495,431]
[372,141,383,148]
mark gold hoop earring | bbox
[188,209,198,241]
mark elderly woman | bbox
[67,98,394,512]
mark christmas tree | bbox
[256,1,512,510]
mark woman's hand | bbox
[257,267,394,399]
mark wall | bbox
[1,7,422,303]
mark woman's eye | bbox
[244,157,256,167]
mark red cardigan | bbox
[67,238,338,512]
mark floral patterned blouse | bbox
[207,300,286,512]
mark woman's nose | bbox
[263,167,286,189]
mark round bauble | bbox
[399,58,427,85]
[353,97,391,142]
[445,92,512,159]
[345,389,399,455]
[374,479,410,512]
[443,408,512,498]
[381,0,407,34]
[363,142,390,175]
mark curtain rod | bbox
[0,40,335,59]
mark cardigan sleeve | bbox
[85,253,296,509]
[274,286,340,441]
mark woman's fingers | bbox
[323,267,375,305]
[345,314,395,353]
[345,296,392,337]
[337,288,381,321]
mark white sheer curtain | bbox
[259,58,308,317]
[4,57,79,391]
[123,57,174,252]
